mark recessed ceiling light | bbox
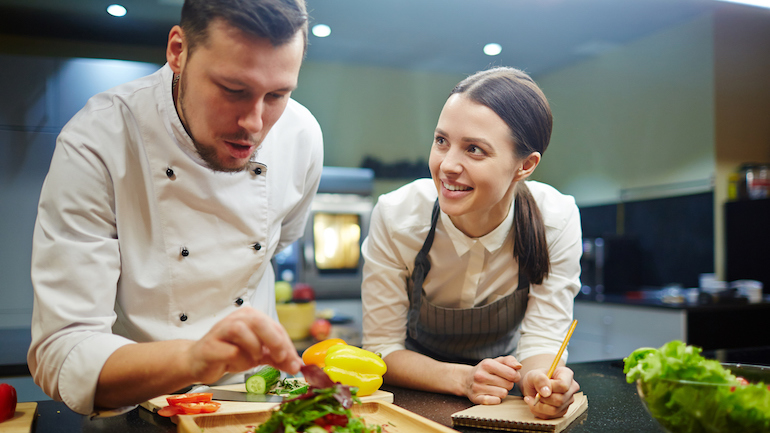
[312,24,332,38]
[106,4,127,17]
[483,43,502,56]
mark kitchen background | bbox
[1,0,770,394]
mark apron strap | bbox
[408,198,441,337]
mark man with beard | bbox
[27,0,321,415]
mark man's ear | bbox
[515,152,541,181]
[167,25,186,74]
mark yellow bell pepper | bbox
[322,345,387,396]
[302,338,347,368]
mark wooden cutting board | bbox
[175,400,456,433]
[140,383,394,416]
[0,402,38,433]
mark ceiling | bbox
[0,0,729,77]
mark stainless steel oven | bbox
[273,167,374,299]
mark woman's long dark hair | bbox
[450,67,552,284]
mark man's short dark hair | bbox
[180,0,308,54]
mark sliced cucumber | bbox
[246,366,281,394]
[288,384,309,395]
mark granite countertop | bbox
[27,347,770,432]
[24,359,669,433]
[576,292,770,311]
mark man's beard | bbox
[178,73,259,173]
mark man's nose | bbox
[239,100,264,134]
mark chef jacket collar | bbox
[439,199,515,257]
[159,63,214,168]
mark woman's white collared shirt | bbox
[361,179,582,362]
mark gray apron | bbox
[405,199,530,364]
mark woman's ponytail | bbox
[513,182,549,285]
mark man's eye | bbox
[267,93,286,100]
[221,85,243,94]
[434,136,446,145]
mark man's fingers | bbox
[190,307,302,382]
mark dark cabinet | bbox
[725,198,770,295]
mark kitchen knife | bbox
[190,385,284,403]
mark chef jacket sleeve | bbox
[515,195,582,363]
[274,105,324,255]
[360,199,411,360]
[28,122,135,415]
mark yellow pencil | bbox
[532,319,577,405]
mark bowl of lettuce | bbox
[624,341,770,433]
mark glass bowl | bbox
[636,363,770,433]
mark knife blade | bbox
[191,386,284,403]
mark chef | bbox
[27,0,318,415]
[361,67,582,419]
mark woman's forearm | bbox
[519,353,565,379]
[382,349,471,396]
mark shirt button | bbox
[166,167,175,178]
[180,313,188,322]
[254,167,262,175]
[181,247,189,257]
[235,298,244,306]
[253,243,262,251]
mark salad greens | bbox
[252,365,383,433]
[624,340,770,433]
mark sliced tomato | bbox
[166,392,213,406]
[177,401,221,414]
[157,405,185,417]
[158,401,221,417]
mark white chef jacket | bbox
[361,179,582,363]
[28,63,323,415]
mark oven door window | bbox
[313,213,361,272]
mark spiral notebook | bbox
[451,392,588,432]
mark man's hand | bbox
[521,366,580,419]
[463,356,522,405]
[187,307,302,384]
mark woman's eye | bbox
[467,145,484,155]
[434,136,446,145]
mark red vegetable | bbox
[309,319,332,341]
[292,283,315,302]
[157,392,220,417]
[166,393,213,406]
[0,383,17,423]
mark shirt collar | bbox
[439,200,515,256]
[160,63,209,167]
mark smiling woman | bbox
[360,66,583,419]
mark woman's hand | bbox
[462,356,522,405]
[520,366,580,419]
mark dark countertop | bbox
[21,358,699,433]
[575,295,770,351]
[29,344,770,432]
[576,292,770,311]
